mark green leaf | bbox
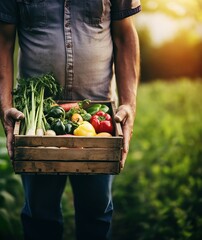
[0,208,13,235]
[0,191,15,209]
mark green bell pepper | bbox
[99,104,109,113]
[86,103,109,115]
[47,106,65,119]
[51,119,66,135]
[63,120,76,134]
[86,104,101,115]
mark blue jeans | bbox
[21,175,114,240]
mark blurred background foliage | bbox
[138,0,202,81]
[0,0,202,239]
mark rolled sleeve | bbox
[111,0,141,20]
[0,1,18,24]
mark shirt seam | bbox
[111,5,141,21]
[64,0,74,99]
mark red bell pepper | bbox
[90,110,114,134]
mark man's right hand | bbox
[2,108,24,159]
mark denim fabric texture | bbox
[21,174,114,240]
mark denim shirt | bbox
[0,0,141,100]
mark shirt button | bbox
[66,43,72,48]
[68,65,73,70]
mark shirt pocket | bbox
[84,0,111,26]
[17,0,47,29]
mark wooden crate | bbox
[13,101,123,175]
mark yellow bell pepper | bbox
[73,121,96,136]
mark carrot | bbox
[59,102,79,112]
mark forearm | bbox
[0,53,14,119]
[112,16,140,168]
[112,17,140,109]
[0,23,16,120]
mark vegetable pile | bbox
[47,100,114,137]
[13,74,114,137]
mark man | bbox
[0,1,141,239]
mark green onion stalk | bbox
[13,73,62,136]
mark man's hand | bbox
[115,104,135,170]
[2,108,24,159]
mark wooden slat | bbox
[14,147,122,161]
[111,102,123,137]
[14,135,123,148]
[14,121,20,135]
[13,161,120,174]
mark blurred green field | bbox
[0,79,202,240]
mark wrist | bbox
[118,89,137,106]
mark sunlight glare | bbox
[136,13,179,45]
[166,2,187,16]
[146,1,158,10]
[136,9,201,46]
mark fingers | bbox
[3,108,24,159]
[120,148,128,170]
[6,129,14,159]
[115,104,135,170]
[5,108,24,121]
[114,105,128,123]
[120,124,132,170]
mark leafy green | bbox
[13,73,62,135]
